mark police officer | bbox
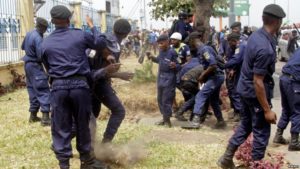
[40,5,107,169]
[149,34,180,127]
[217,4,286,169]
[272,48,300,151]
[182,32,225,129]
[224,32,247,122]
[21,17,51,126]
[88,18,133,143]
[169,12,189,41]
[185,13,194,34]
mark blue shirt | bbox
[282,48,300,81]
[153,48,180,87]
[149,32,157,44]
[225,41,247,70]
[174,20,188,41]
[237,28,277,99]
[41,27,103,79]
[22,29,43,63]
[197,45,223,74]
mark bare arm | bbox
[254,74,277,124]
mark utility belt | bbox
[50,75,87,84]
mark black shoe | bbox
[164,118,172,128]
[217,145,238,169]
[213,119,227,129]
[181,115,201,129]
[28,112,41,123]
[273,128,289,145]
[81,157,110,169]
[288,133,300,151]
[41,112,51,126]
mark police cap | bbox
[113,19,131,35]
[263,4,286,19]
[50,5,72,20]
[230,22,241,29]
[36,17,48,27]
[188,31,202,40]
[227,32,240,41]
[157,34,169,42]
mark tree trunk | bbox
[193,0,214,42]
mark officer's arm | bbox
[35,36,43,61]
[21,38,25,50]
[40,45,49,72]
[224,43,246,69]
[198,65,217,83]
[253,51,276,124]
[84,30,106,51]
[253,75,271,112]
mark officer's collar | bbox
[261,27,277,45]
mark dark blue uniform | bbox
[229,28,277,160]
[22,29,50,114]
[193,45,225,120]
[153,48,180,119]
[174,20,188,41]
[41,27,102,167]
[89,33,126,142]
[277,48,300,134]
[224,41,247,115]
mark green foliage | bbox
[149,0,229,20]
[133,60,156,83]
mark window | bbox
[106,1,111,13]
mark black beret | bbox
[230,22,241,29]
[188,31,202,40]
[50,5,72,20]
[157,34,169,42]
[36,17,48,27]
[227,32,241,41]
[113,19,131,35]
[263,4,286,19]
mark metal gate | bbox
[0,0,22,64]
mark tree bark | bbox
[193,0,214,42]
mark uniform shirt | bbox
[41,27,102,79]
[282,48,300,81]
[152,48,180,87]
[177,57,200,84]
[237,28,277,99]
[22,29,43,63]
[182,64,204,83]
[174,20,188,41]
[172,43,191,64]
[197,45,223,73]
[225,41,247,70]
[185,23,193,34]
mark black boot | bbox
[175,109,187,121]
[41,112,51,126]
[213,118,227,129]
[102,137,112,144]
[164,117,172,128]
[59,159,70,169]
[273,128,289,145]
[288,133,300,151]
[81,154,110,169]
[28,111,41,123]
[217,145,238,169]
[181,114,201,129]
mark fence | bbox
[0,0,23,64]
[0,0,104,64]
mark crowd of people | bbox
[20,2,300,169]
